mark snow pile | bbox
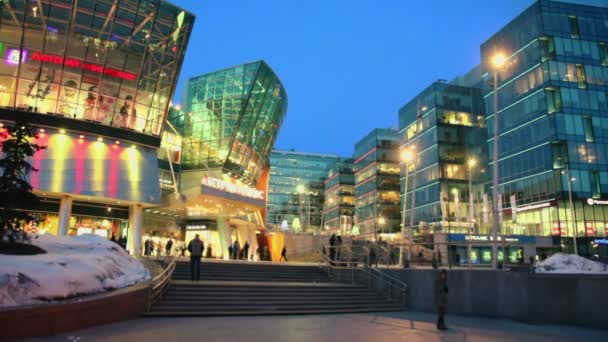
[535,253,608,274]
[0,234,150,307]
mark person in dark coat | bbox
[165,238,173,256]
[280,246,288,262]
[228,245,233,260]
[336,235,343,263]
[434,269,449,330]
[329,233,336,264]
[187,234,204,281]
[243,241,250,261]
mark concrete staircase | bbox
[146,260,402,316]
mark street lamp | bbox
[449,188,459,269]
[467,157,477,269]
[491,52,507,270]
[561,167,578,256]
[399,147,415,267]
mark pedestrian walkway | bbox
[30,311,607,342]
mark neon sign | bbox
[5,48,28,65]
[202,176,263,200]
[30,52,136,81]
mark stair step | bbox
[149,304,400,312]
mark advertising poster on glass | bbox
[57,71,81,117]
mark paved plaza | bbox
[31,311,607,342]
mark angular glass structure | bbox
[170,60,287,185]
[0,0,194,137]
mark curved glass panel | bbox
[172,60,288,184]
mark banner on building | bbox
[498,195,503,224]
[585,222,595,236]
[483,193,489,224]
[510,195,517,223]
[440,191,447,221]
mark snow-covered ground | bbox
[535,253,608,274]
[0,234,150,307]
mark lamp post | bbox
[561,165,578,256]
[491,53,506,270]
[450,188,459,269]
[467,158,477,269]
[399,148,414,267]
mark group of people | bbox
[109,234,128,250]
[143,237,174,257]
[327,233,343,264]
[228,240,250,260]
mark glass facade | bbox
[0,0,194,137]
[267,150,340,233]
[170,60,287,185]
[353,128,401,238]
[323,158,355,234]
[398,81,487,235]
[481,0,608,255]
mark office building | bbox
[322,158,355,235]
[267,150,340,233]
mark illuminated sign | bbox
[593,239,608,245]
[587,198,608,206]
[186,224,207,231]
[448,234,536,244]
[5,48,28,65]
[202,176,263,200]
[514,201,553,212]
[29,52,136,81]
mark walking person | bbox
[165,238,173,256]
[243,241,250,261]
[280,246,288,262]
[336,235,343,264]
[187,234,204,281]
[232,240,240,260]
[228,245,233,260]
[329,233,336,265]
[434,269,449,330]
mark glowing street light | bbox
[400,146,416,267]
[491,52,508,270]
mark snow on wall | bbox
[0,234,150,307]
[535,253,608,274]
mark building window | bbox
[583,116,594,143]
[540,36,556,62]
[552,141,567,168]
[590,171,600,199]
[600,43,608,67]
[545,87,562,114]
[568,16,580,39]
[576,64,587,89]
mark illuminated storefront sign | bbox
[587,198,608,206]
[448,234,536,244]
[5,48,28,65]
[30,52,136,81]
[593,239,608,245]
[201,176,263,200]
[514,201,554,212]
[186,224,207,231]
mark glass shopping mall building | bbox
[0,0,194,254]
[149,60,288,259]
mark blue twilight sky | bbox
[167,0,601,158]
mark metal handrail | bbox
[148,256,176,309]
[319,250,407,307]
